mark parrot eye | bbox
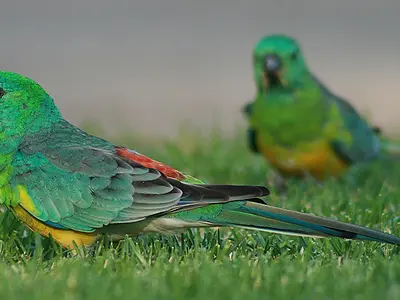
[0,88,5,98]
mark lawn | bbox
[0,127,399,300]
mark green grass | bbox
[0,127,399,300]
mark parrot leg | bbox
[299,171,325,191]
[266,169,288,194]
[302,171,321,184]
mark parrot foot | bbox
[302,171,324,187]
[266,170,288,195]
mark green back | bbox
[313,75,380,162]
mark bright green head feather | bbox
[249,36,329,146]
[0,71,62,148]
[253,34,309,94]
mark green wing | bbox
[242,102,260,153]
[312,74,380,164]
[13,121,183,232]
[13,121,267,233]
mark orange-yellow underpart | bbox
[17,185,41,217]
[260,139,348,180]
[12,205,98,249]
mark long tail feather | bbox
[169,201,400,245]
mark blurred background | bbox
[1,0,399,138]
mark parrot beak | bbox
[262,54,286,90]
[265,55,281,73]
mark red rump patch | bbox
[116,147,185,181]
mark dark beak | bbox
[262,55,283,88]
[264,54,281,73]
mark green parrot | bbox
[243,34,400,187]
[0,71,399,249]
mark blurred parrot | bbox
[0,71,399,249]
[243,34,400,189]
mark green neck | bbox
[0,102,63,207]
[0,151,16,206]
[251,76,328,147]
[0,131,22,204]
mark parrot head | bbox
[252,34,308,93]
[0,71,61,144]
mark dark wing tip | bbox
[372,126,382,135]
[195,184,270,199]
[242,102,253,116]
[250,185,270,197]
[247,128,260,153]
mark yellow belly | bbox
[6,185,98,249]
[259,139,348,180]
[12,205,98,249]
